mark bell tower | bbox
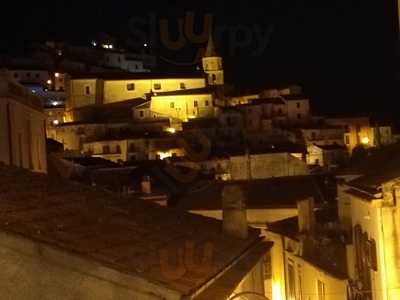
[202,32,224,86]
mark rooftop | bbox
[69,72,206,81]
[177,175,328,211]
[152,87,213,97]
[281,95,309,101]
[346,143,400,194]
[267,212,348,280]
[0,164,263,296]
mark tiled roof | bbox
[0,164,262,296]
[152,87,213,97]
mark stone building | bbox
[0,72,47,173]
[326,116,393,153]
[306,144,348,168]
[176,175,334,298]
[267,204,349,300]
[337,143,400,300]
[174,151,309,181]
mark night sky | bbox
[1,1,399,117]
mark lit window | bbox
[127,83,135,91]
[170,102,175,109]
[194,100,198,107]
[154,83,161,90]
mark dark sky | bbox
[1,0,399,116]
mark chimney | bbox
[141,176,151,194]
[297,197,315,233]
[222,184,248,239]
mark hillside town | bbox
[1,3,400,300]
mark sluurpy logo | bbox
[128,12,274,65]
[159,240,215,281]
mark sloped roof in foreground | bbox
[0,164,264,297]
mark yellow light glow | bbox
[47,79,52,85]
[55,72,60,78]
[166,128,176,134]
[157,152,171,160]
[52,120,60,125]
[187,115,196,119]
[272,281,283,300]
[361,137,370,145]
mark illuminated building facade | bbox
[0,72,47,173]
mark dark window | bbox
[127,83,135,91]
[35,73,40,78]
[170,102,175,109]
[317,280,325,300]
[154,83,161,90]
[26,72,31,77]
[116,145,121,154]
[311,132,316,140]
[85,86,90,95]
[205,100,209,106]
[139,110,144,118]
[129,144,135,153]
[263,252,272,279]
[297,113,302,119]
[345,135,350,145]
[297,102,301,108]
[288,262,296,300]
[369,239,378,271]
[14,73,18,78]
[212,74,217,81]
[180,82,186,89]
[194,100,198,107]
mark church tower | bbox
[202,32,224,86]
